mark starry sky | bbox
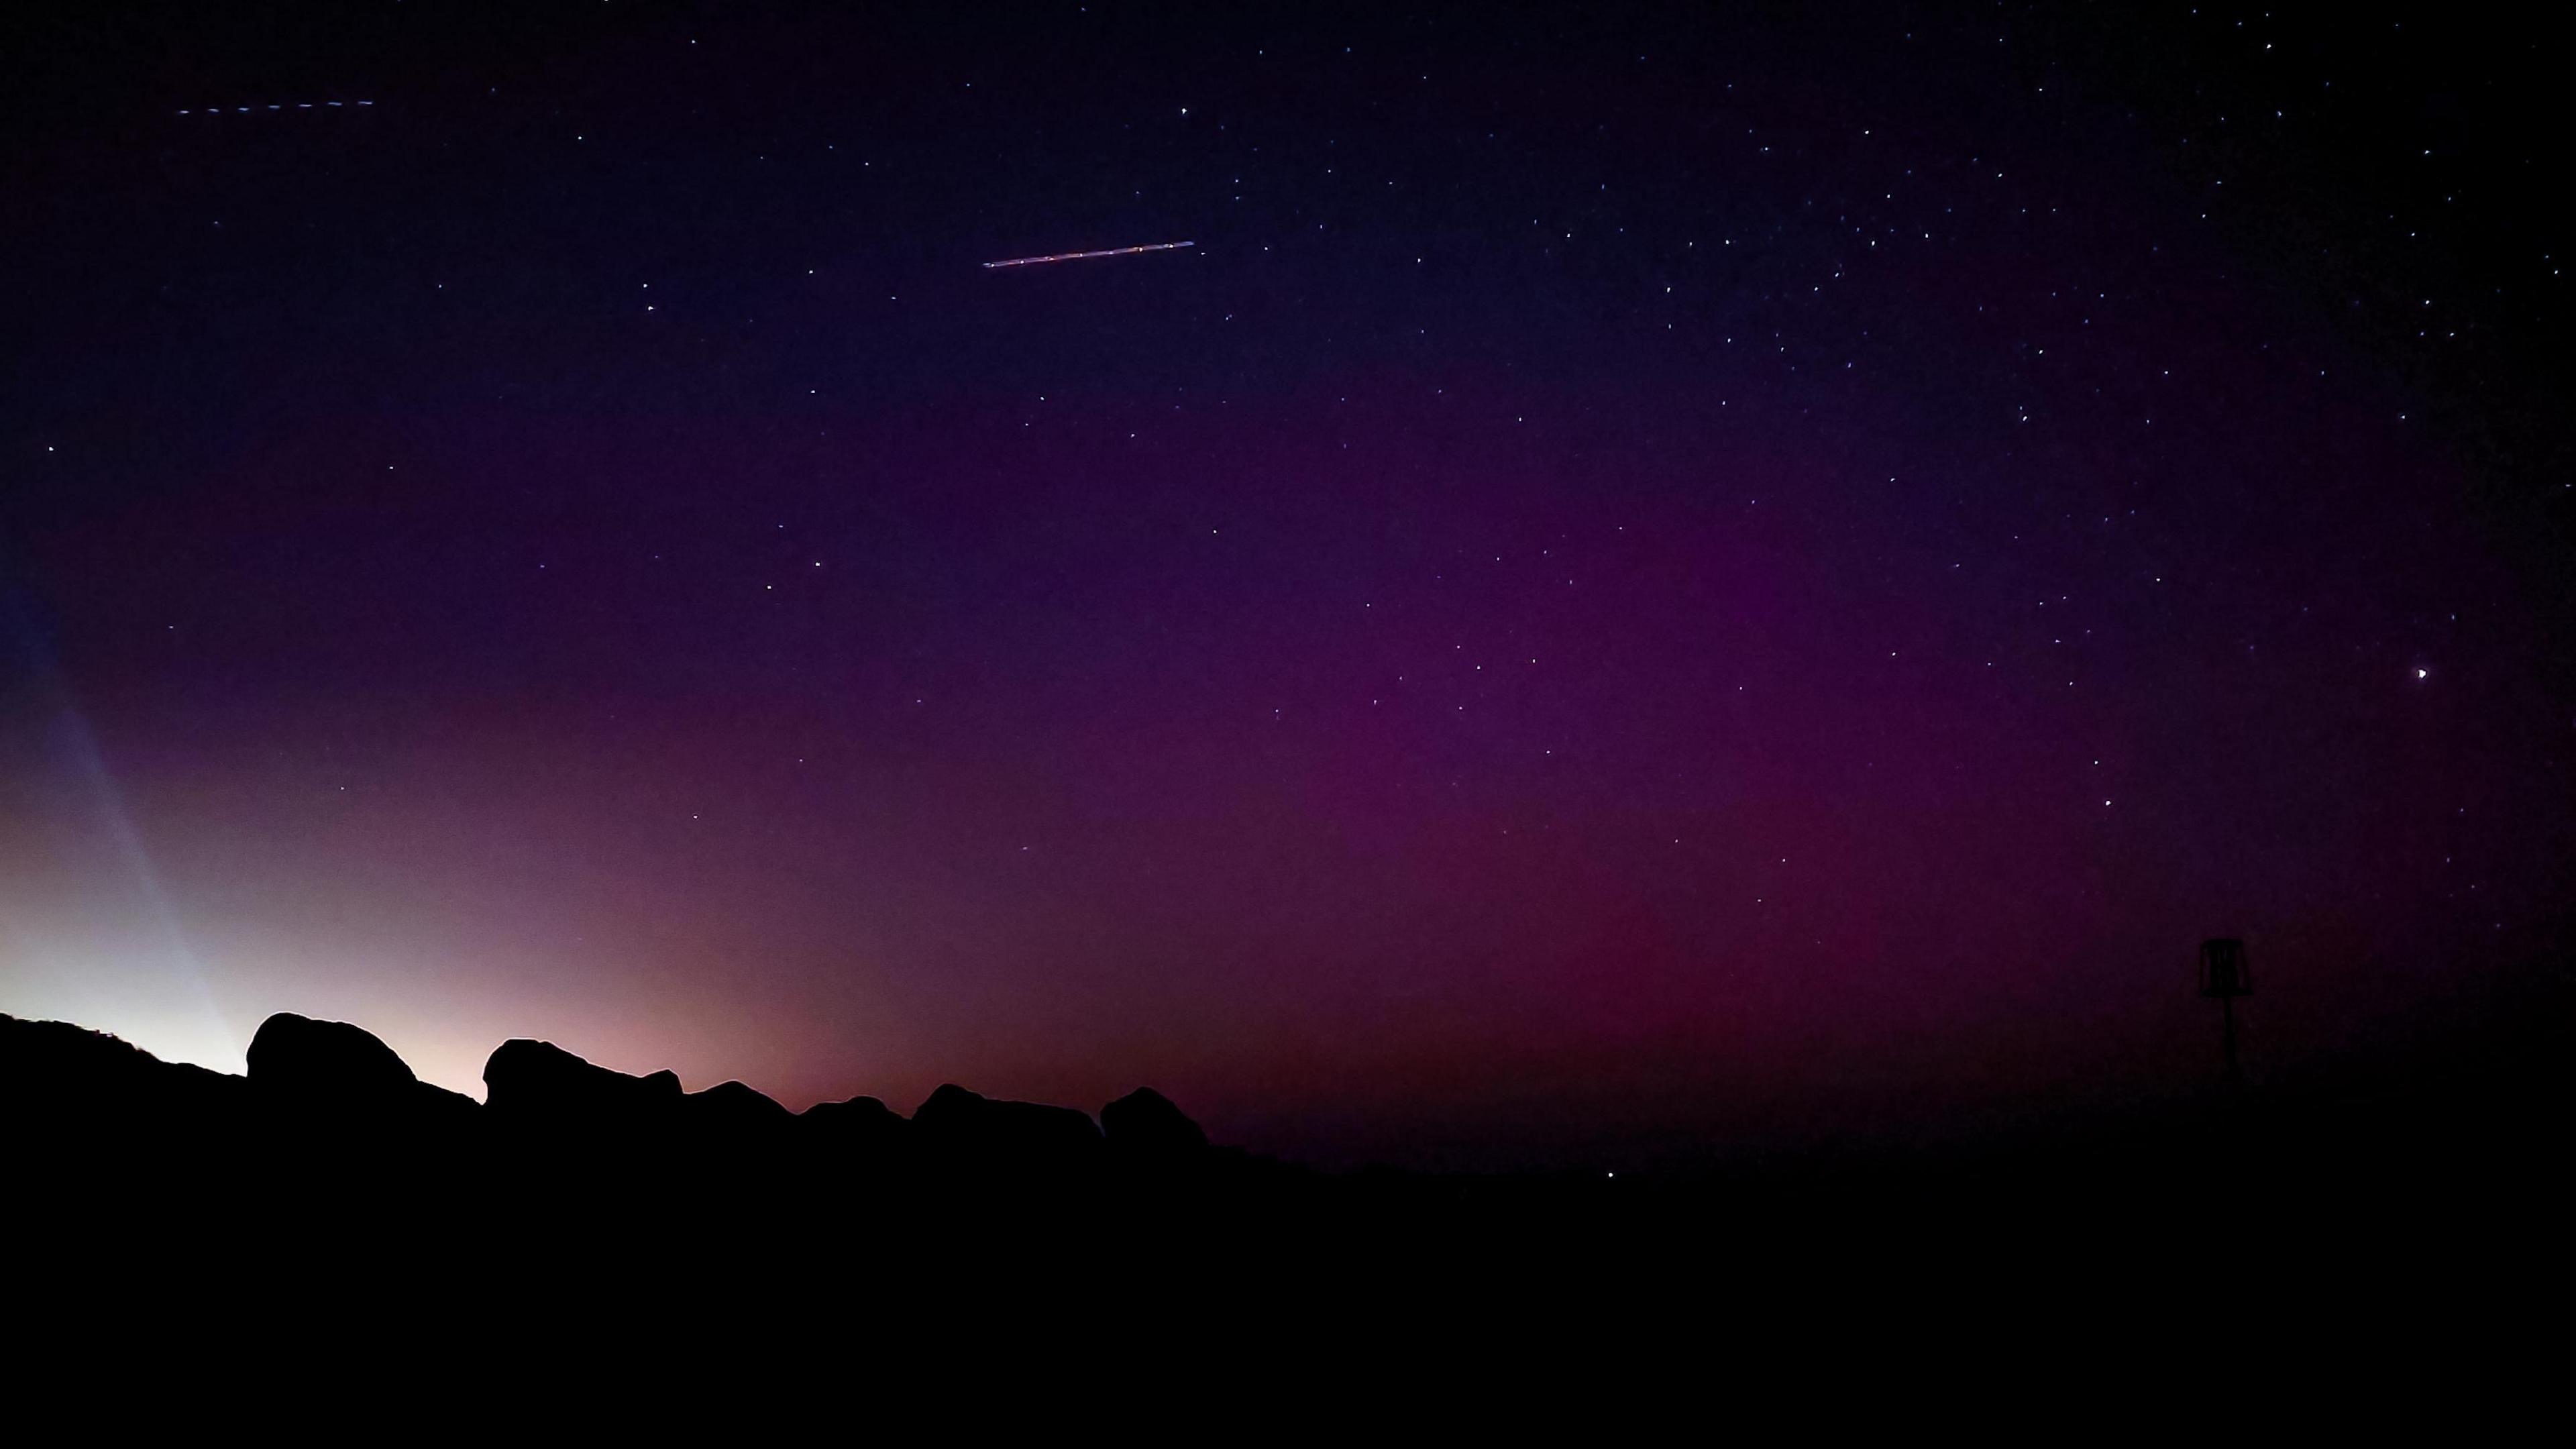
[3,2,2567,1169]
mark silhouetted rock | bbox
[686,1079,794,1130]
[7,1009,1311,1216]
[484,1038,683,1128]
[912,1083,1102,1170]
[244,1012,480,1151]
[247,1012,417,1097]
[804,1093,910,1144]
[800,1093,915,1181]
[1103,1087,1210,1157]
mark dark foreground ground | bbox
[6,1006,2562,1423]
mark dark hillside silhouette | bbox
[2,1013,251,1171]
[2,1010,1258,1206]
[1104,1086,1211,1157]
[911,1081,1106,1174]
[7,994,2562,1366]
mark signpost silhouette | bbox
[2199,938,2252,1087]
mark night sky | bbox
[3,2,2567,1169]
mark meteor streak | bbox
[983,240,1195,269]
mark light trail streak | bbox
[176,101,374,115]
[983,240,1195,269]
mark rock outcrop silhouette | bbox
[484,1036,685,1130]
[246,1012,479,1138]
[684,1079,797,1140]
[1104,1086,1211,1157]
[911,1082,1105,1172]
[3,1010,1236,1201]
[1,1012,248,1159]
[246,1012,416,1095]
[802,1093,912,1152]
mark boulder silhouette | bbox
[911,1083,1101,1169]
[246,1012,417,1098]
[243,1012,478,1146]
[6,1010,1287,1207]
[803,1093,910,1148]
[484,1038,684,1128]
[1102,1087,1210,1156]
[684,1079,794,1130]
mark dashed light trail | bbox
[177,101,374,115]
